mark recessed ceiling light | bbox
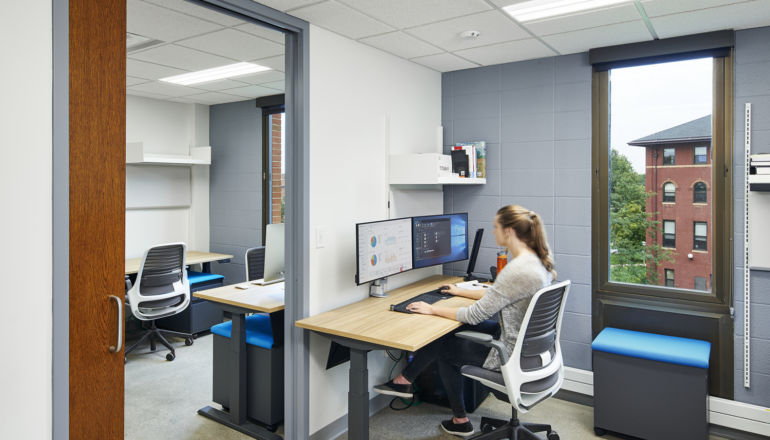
[159,63,272,86]
[126,32,164,54]
[503,0,631,22]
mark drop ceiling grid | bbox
[127,0,287,105]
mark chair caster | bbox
[594,427,606,436]
[185,337,194,346]
[481,423,494,434]
[166,352,175,361]
[547,431,560,440]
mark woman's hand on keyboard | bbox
[439,284,461,296]
[406,301,434,315]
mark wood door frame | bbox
[52,1,311,438]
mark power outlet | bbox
[316,226,325,248]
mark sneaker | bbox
[372,379,414,399]
[440,419,475,437]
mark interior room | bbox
[3,0,770,440]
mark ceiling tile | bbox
[405,11,530,52]
[649,1,770,39]
[127,76,151,87]
[642,0,751,18]
[289,1,395,40]
[126,59,189,80]
[167,97,217,105]
[262,80,285,91]
[335,0,491,28]
[129,44,237,71]
[183,91,251,104]
[191,79,254,91]
[524,4,642,37]
[359,31,443,59]
[490,0,534,7]
[142,0,246,26]
[234,23,286,44]
[127,0,223,42]
[541,20,653,54]
[127,89,172,100]
[177,29,284,61]
[232,70,286,84]
[454,38,556,65]
[222,85,283,98]
[252,0,323,12]
[128,81,205,97]
[253,55,285,72]
[410,53,478,72]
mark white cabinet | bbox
[389,153,486,187]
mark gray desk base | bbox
[313,332,397,440]
[197,303,283,440]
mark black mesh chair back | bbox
[127,243,190,320]
[519,283,568,373]
[246,246,266,281]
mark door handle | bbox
[109,295,123,353]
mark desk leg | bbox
[202,262,211,273]
[230,312,247,425]
[349,348,369,440]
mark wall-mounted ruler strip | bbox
[744,103,751,388]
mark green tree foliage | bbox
[609,149,676,285]
[281,195,285,223]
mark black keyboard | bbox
[390,289,452,314]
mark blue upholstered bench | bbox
[187,270,225,289]
[211,314,284,428]
[592,328,711,440]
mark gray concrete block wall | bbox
[209,99,263,286]
[442,53,593,370]
[733,26,770,407]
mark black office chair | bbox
[245,246,266,282]
[125,243,194,362]
[458,280,571,440]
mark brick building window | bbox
[663,182,676,203]
[693,182,707,203]
[663,220,676,248]
[268,113,285,225]
[665,269,675,287]
[694,146,708,164]
[694,222,707,251]
[694,276,707,291]
[663,148,675,165]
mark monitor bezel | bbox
[354,216,414,286]
[411,213,470,271]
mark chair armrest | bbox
[457,331,510,365]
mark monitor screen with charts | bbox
[412,213,468,269]
[355,217,413,285]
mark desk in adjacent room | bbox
[295,274,477,440]
[125,250,233,275]
[194,282,285,440]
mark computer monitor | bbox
[355,217,413,285]
[412,213,469,269]
[256,223,285,285]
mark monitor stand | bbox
[370,278,388,298]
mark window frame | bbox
[663,148,675,165]
[665,269,675,287]
[694,145,708,164]
[663,182,676,203]
[694,221,708,251]
[695,276,708,291]
[663,220,676,248]
[261,106,287,244]
[694,181,708,204]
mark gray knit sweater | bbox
[455,253,553,371]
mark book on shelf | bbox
[451,149,470,178]
[454,141,486,178]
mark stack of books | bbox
[451,141,486,178]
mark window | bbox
[663,220,676,248]
[663,182,676,203]
[694,276,707,291]
[694,182,707,204]
[665,269,675,287]
[694,222,707,251]
[694,146,708,164]
[663,148,675,165]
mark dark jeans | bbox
[400,320,500,419]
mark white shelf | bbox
[126,142,211,166]
[437,177,486,185]
[389,153,487,187]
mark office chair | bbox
[245,246,266,281]
[125,243,194,362]
[458,280,571,440]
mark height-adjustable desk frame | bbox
[295,275,478,440]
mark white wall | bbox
[125,96,210,258]
[308,25,442,435]
[0,0,52,438]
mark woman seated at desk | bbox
[373,204,556,437]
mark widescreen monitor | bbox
[355,217,413,285]
[412,213,469,269]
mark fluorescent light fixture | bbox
[503,0,631,22]
[159,62,271,86]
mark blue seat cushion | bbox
[187,270,225,285]
[592,327,710,369]
[211,314,273,350]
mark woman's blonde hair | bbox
[496,205,556,278]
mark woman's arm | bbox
[405,302,458,320]
[439,284,487,300]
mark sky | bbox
[610,58,713,174]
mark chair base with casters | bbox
[124,319,194,363]
[475,406,558,440]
